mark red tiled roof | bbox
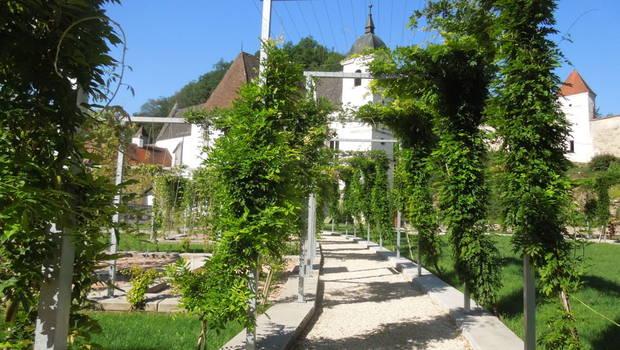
[201,52,259,111]
[127,143,172,167]
[559,70,596,97]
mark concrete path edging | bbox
[220,246,322,350]
[346,234,524,350]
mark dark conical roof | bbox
[348,5,386,56]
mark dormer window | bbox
[354,69,362,87]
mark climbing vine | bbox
[358,99,442,273]
[490,0,582,346]
[174,42,331,348]
[0,0,122,347]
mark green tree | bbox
[175,42,331,349]
[490,0,582,346]
[0,0,121,347]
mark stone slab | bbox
[220,247,322,350]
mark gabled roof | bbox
[202,52,259,111]
[133,126,150,139]
[560,70,596,97]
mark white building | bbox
[321,10,395,159]
[560,70,620,163]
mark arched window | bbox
[354,69,362,87]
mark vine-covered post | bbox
[34,87,87,350]
[396,211,401,259]
[108,134,124,297]
[492,0,582,346]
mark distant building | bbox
[321,9,395,159]
[560,70,619,163]
[127,126,171,167]
[153,52,259,172]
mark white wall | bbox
[559,91,595,163]
[154,124,208,172]
[591,116,620,158]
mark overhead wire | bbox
[322,0,340,51]
[296,2,314,41]
[309,0,327,45]
[336,0,350,53]
[388,0,394,47]
[349,0,357,38]
[283,1,302,41]
[272,5,290,41]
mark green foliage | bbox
[368,2,502,306]
[282,37,345,72]
[490,0,582,345]
[1,0,122,345]
[589,154,619,172]
[170,42,331,347]
[125,266,161,310]
[357,96,442,273]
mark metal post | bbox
[246,262,259,350]
[259,0,272,73]
[524,254,536,350]
[417,234,422,277]
[396,211,401,259]
[464,283,471,312]
[298,235,306,303]
[367,222,370,244]
[108,146,124,297]
[306,194,316,276]
[34,225,76,350]
[34,87,86,350]
[353,219,356,238]
[345,218,348,237]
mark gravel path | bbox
[295,235,470,350]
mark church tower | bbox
[559,70,596,162]
[332,5,393,158]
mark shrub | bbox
[589,154,619,172]
[126,266,161,310]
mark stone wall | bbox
[591,115,620,157]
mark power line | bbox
[322,0,340,51]
[272,5,290,40]
[388,0,394,47]
[309,0,326,44]
[282,2,302,40]
[350,0,357,38]
[336,0,350,52]
[296,2,313,40]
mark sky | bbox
[103,0,620,116]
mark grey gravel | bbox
[295,235,470,350]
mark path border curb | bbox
[220,246,323,350]
[346,234,524,350]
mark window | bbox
[354,69,361,87]
[329,140,340,150]
[568,140,575,153]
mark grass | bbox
[332,226,620,349]
[88,311,242,350]
[116,232,212,253]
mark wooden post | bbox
[524,254,536,350]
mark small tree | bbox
[177,42,331,349]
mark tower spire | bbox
[365,4,375,34]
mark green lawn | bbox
[335,228,620,349]
[116,232,212,253]
[88,312,242,350]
